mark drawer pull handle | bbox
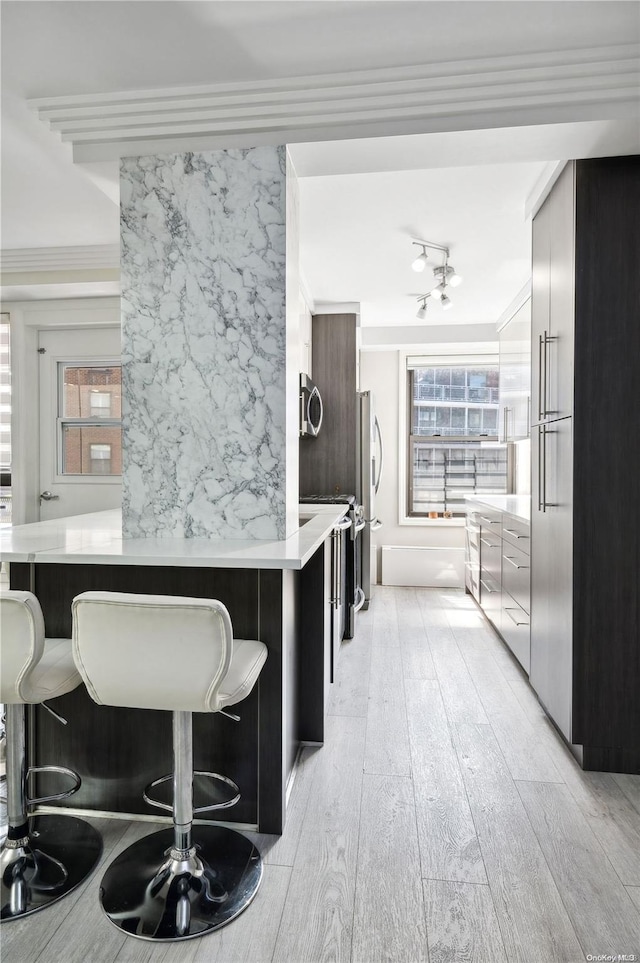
[480,516,500,524]
[504,607,529,627]
[503,529,529,539]
[503,555,529,570]
[480,579,497,594]
[480,538,499,548]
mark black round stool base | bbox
[1,814,103,921]
[99,826,263,942]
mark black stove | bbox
[299,494,364,642]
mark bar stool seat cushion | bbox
[0,591,81,705]
[18,638,82,704]
[72,591,266,713]
[217,638,269,709]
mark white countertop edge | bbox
[464,494,531,524]
[0,506,347,569]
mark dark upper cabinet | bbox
[530,155,640,772]
[299,313,358,497]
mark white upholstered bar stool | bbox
[0,591,102,921]
[72,591,268,943]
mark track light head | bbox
[411,246,429,272]
[448,267,463,287]
[415,294,430,320]
[430,283,446,301]
[441,293,452,310]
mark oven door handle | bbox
[335,517,353,532]
[353,518,366,534]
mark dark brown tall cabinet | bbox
[299,313,358,497]
[531,155,640,774]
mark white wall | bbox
[359,349,465,584]
[4,297,121,523]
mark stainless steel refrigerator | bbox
[357,391,383,608]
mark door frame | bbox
[5,297,120,524]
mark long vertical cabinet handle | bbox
[503,405,509,442]
[544,331,558,419]
[537,428,542,511]
[537,426,548,512]
[527,396,531,438]
[542,329,549,421]
[541,425,548,513]
[538,334,544,421]
[330,531,338,607]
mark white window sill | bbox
[398,516,466,527]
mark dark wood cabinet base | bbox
[10,550,331,834]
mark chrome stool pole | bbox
[1,703,102,921]
[72,591,267,943]
[99,710,262,941]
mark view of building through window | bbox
[60,365,122,476]
[408,363,507,516]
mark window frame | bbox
[397,349,503,526]
[56,359,123,481]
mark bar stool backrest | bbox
[0,591,46,704]
[72,591,234,713]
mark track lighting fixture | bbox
[416,296,429,320]
[410,240,463,315]
[432,264,463,288]
[411,244,429,272]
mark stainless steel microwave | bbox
[299,373,323,438]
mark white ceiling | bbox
[1,1,638,332]
[297,161,544,327]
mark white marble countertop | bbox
[465,494,531,523]
[0,505,347,570]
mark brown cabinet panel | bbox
[530,155,640,770]
[299,314,357,497]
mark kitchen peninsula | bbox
[1,503,345,834]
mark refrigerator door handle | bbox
[373,415,384,494]
[335,517,353,532]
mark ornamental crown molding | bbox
[0,245,120,273]
[29,45,640,161]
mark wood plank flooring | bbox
[4,586,640,963]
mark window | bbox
[59,364,122,476]
[89,391,112,418]
[89,443,112,475]
[408,360,507,517]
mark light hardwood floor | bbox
[3,586,640,963]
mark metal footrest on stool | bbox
[143,771,241,814]
[1,814,102,921]
[26,764,82,806]
[99,825,262,941]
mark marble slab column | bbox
[120,146,299,539]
